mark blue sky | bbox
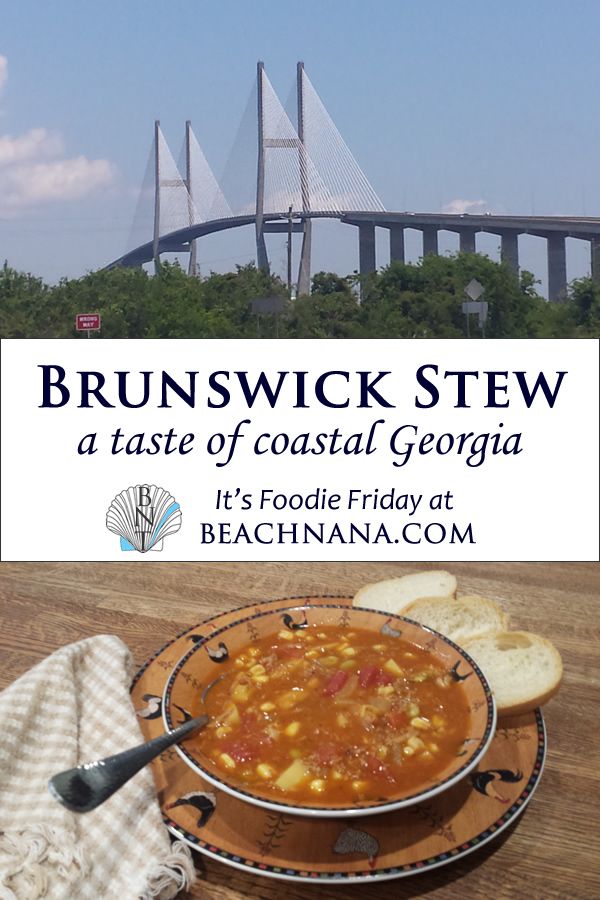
[1,0,599,293]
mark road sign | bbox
[464,278,484,301]
[75,313,101,332]
[250,296,285,315]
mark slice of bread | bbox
[353,571,457,615]
[462,630,563,716]
[402,594,509,643]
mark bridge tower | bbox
[255,61,313,295]
[185,120,198,276]
[255,61,270,273]
[153,120,161,272]
[296,61,312,297]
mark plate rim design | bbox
[163,710,545,883]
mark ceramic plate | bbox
[161,604,496,817]
[131,597,546,883]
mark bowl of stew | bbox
[163,603,496,818]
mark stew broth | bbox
[195,624,471,803]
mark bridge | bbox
[107,62,600,302]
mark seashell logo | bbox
[106,484,182,552]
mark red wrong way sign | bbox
[75,313,101,332]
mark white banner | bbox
[1,338,598,561]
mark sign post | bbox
[462,280,488,337]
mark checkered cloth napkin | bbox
[0,635,196,899]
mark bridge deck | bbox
[106,210,600,283]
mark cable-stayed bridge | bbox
[107,61,600,301]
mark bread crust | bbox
[462,630,563,717]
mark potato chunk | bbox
[275,759,310,791]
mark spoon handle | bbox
[48,714,209,813]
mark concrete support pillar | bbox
[500,231,519,276]
[359,223,376,275]
[591,237,600,286]
[422,226,438,256]
[547,233,567,302]
[389,225,405,263]
[459,228,477,254]
[297,219,312,296]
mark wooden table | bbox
[0,562,598,899]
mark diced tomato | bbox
[384,709,409,729]
[358,665,378,688]
[358,666,393,688]
[322,670,349,696]
[363,754,393,781]
[219,738,262,763]
[313,742,342,766]
[240,711,258,728]
[275,645,304,659]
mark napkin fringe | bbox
[140,841,196,900]
[0,825,87,898]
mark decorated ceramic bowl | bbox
[162,604,496,818]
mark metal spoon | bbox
[47,674,228,813]
[48,713,210,813]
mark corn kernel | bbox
[351,780,368,792]
[284,721,300,737]
[256,763,275,780]
[278,689,305,709]
[341,646,357,657]
[421,751,433,761]
[278,630,294,641]
[428,742,440,753]
[260,702,276,712]
[331,769,343,781]
[375,745,389,760]
[254,675,269,685]
[215,726,232,738]
[377,685,394,696]
[231,684,251,703]
[411,717,431,730]
[403,745,415,756]
[305,649,319,659]
[336,712,349,728]
[373,644,385,651]
[404,651,415,659]
[219,753,236,770]
[234,658,245,667]
[247,647,260,657]
[408,735,425,750]
[249,664,266,676]
[321,656,338,667]
[340,659,357,671]
[304,635,314,642]
[408,703,420,718]
[317,632,327,639]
